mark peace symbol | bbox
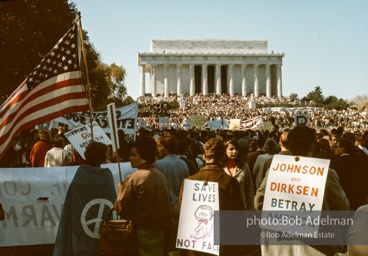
[80,198,113,238]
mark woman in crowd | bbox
[53,141,117,256]
[115,136,174,256]
[223,139,254,210]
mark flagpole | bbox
[77,12,94,139]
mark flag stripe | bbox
[0,99,89,157]
[0,81,29,119]
[0,89,87,136]
[0,72,83,129]
[0,21,90,160]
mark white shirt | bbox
[44,147,71,167]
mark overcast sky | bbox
[73,0,368,101]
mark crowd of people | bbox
[1,94,368,256]
[138,94,368,132]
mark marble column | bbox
[266,64,271,97]
[164,64,169,98]
[253,64,259,97]
[215,64,221,95]
[277,64,282,97]
[189,64,195,96]
[151,64,157,97]
[241,64,247,97]
[177,64,182,96]
[202,64,208,95]
[228,64,234,96]
[139,64,145,97]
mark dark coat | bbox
[331,154,368,210]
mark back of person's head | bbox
[177,139,189,155]
[204,137,225,164]
[279,129,290,149]
[248,140,258,152]
[39,130,52,142]
[288,126,316,156]
[314,138,333,159]
[53,137,65,148]
[342,132,355,144]
[132,136,157,164]
[84,141,108,167]
[157,135,178,154]
[338,138,356,155]
[264,138,280,154]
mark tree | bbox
[302,86,324,107]
[0,0,77,99]
[0,0,128,110]
[289,93,299,101]
[351,94,368,111]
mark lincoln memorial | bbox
[138,40,284,98]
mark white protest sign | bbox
[176,180,219,255]
[107,103,119,153]
[295,113,310,127]
[55,102,138,135]
[64,121,112,159]
[262,154,329,233]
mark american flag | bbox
[0,21,90,160]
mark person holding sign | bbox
[179,137,247,256]
[254,125,349,256]
[114,136,174,256]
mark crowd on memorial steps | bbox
[1,93,368,256]
[137,94,368,131]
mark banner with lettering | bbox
[55,102,138,135]
[0,163,137,246]
[240,116,264,130]
[262,154,329,233]
[176,180,219,255]
[64,121,112,159]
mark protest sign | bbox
[229,119,240,130]
[240,116,264,130]
[176,180,219,255]
[207,120,222,131]
[55,102,138,135]
[295,113,310,127]
[159,117,170,129]
[107,103,119,153]
[262,154,329,233]
[190,115,206,128]
[64,121,112,159]
[0,163,136,246]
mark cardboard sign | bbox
[262,154,329,233]
[295,114,310,127]
[55,102,139,135]
[107,103,119,153]
[229,119,241,130]
[177,180,219,255]
[190,115,206,128]
[64,121,112,159]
